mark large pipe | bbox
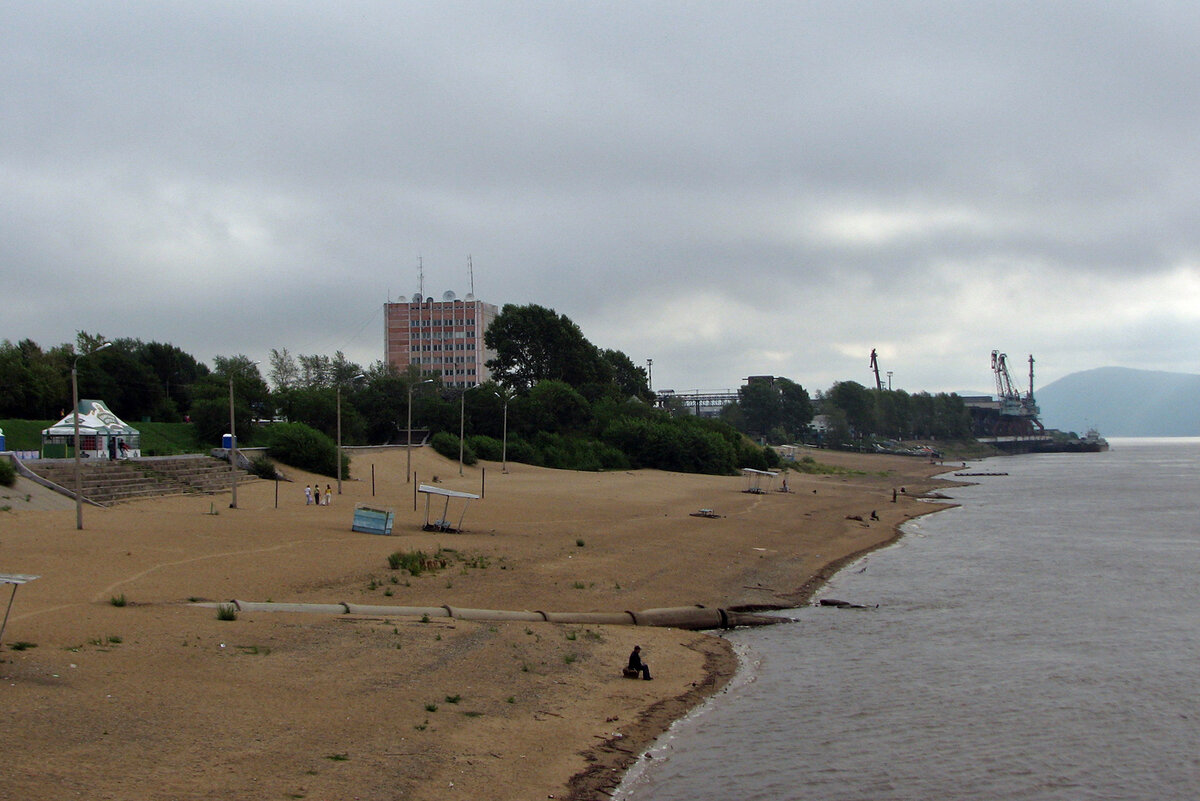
[202,601,783,629]
[344,604,450,617]
[541,611,637,625]
[629,606,726,629]
[443,606,545,622]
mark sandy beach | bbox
[1,447,952,800]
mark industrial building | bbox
[384,292,499,389]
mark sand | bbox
[0,447,952,800]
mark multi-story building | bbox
[384,292,499,389]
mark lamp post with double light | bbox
[73,341,112,530]
[459,384,480,476]
[494,388,511,473]
[406,378,433,483]
[337,373,366,494]
[228,360,260,509]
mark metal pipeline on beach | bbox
[195,601,784,630]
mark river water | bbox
[617,438,1200,801]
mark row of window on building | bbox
[410,356,478,366]
[410,319,477,329]
[410,343,477,352]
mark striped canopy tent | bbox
[41,399,142,460]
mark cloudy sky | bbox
[4,1,1199,395]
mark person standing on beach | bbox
[305,485,313,505]
[314,485,321,506]
[324,484,332,506]
[628,645,652,680]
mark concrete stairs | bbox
[24,456,257,506]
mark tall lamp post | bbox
[73,341,112,530]
[228,360,260,509]
[494,389,511,473]
[406,378,433,483]
[458,384,480,476]
[336,373,366,494]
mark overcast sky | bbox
[4,1,1198,395]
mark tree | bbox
[268,348,299,391]
[777,378,813,440]
[827,381,875,436]
[600,349,652,400]
[484,304,608,390]
[189,356,270,446]
[730,376,812,443]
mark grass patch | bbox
[9,641,37,651]
[791,454,866,476]
[387,549,447,576]
[216,603,238,621]
[575,538,585,547]
[424,702,438,712]
[236,645,271,656]
[444,694,461,704]
[563,653,578,664]
[324,753,349,762]
[109,593,127,607]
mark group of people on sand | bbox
[304,484,333,506]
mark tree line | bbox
[2,307,970,474]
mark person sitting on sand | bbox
[628,645,652,680]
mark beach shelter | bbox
[0,574,39,650]
[41,399,142,460]
[741,467,778,494]
[417,484,480,533]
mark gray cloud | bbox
[3,1,1198,396]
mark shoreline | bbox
[568,473,961,800]
[1,447,956,800]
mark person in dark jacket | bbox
[628,645,652,680]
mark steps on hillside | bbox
[23,456,257,506]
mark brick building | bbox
[384,292,499,388]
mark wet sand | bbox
[0,447,951,800]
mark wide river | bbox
[617,438,1200,801]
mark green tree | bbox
[189,356,270,447]
[600,349,651,400]
[484,304,608,390]
[827,381,876,436]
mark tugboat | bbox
[1080,427,1110,452]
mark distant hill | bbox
[1035,367,1200,437]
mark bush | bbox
[0,457,15,488]
[262,422,347,478]
[431,431,476,466]
[249,454,278,480]
[466,434,504,462]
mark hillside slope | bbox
[1036,367,1200,436]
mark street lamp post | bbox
[337,373,366,494]
[494,389,511,473]
[72,341,111,530]
[229,360,260,509]
[459,384,480,476]
[406,378,433,483]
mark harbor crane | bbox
[869,348,883,391]
[990,350,1043,435]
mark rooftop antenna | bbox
[468,254,475,298]
[418,255,424,299]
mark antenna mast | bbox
[468,254,475,298]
